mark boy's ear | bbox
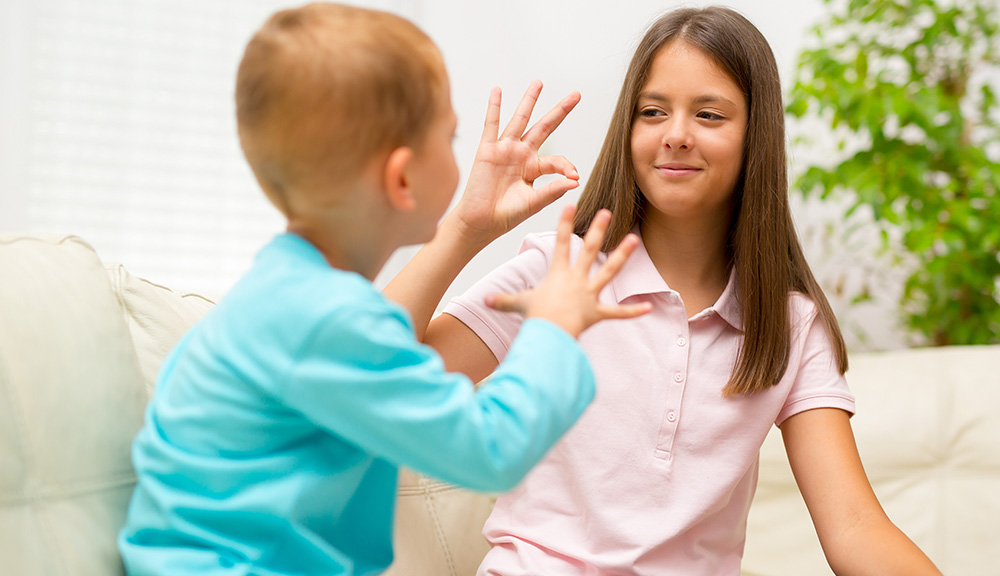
[382,146,416,212]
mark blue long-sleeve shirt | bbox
[118,233,595,576]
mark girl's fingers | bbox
[480,86,502,144]
[536,155,579,180]
[595,302,654,320]
[484,292,524,314]
[576,209,611,274]
[499,79,543,141]
[552,203,577,269]
[589,233,639,289]
[522,90,581,150]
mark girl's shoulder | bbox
[787,291,822,335]
[518,230,573,251]
[517,230,590,261]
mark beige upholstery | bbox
[384,470,495,576]
[0,235,211,576]
[1,232,996,575]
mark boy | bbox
[118,3,648,575]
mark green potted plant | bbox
[788,0,1000,345]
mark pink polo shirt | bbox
[443,230,855,576]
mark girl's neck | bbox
[640,212,732,315]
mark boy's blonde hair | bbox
[235,2,446,215]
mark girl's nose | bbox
[663,118,693,150]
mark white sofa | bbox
[2,234,997,575]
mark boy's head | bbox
[235,3,450,218]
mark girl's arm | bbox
[781,407,942,576]
[424,313,498,383]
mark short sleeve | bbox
[281,302,594,492]
[775,305,855,426]
[444,233,555,362]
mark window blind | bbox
[7,0,409,298]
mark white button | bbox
[677,336,687,347]
[667,411,676,422]
[673,372,684,383]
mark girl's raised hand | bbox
[450,80,582,246]
[484,206,652,338]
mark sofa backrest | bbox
[0,235,212,576]
[3,233,996,576]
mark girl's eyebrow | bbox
[638,91,738,108]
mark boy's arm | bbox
[288,208,647,492]
[383,81,580,340]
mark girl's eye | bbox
[698,111,723,121]
[639,108,664,118]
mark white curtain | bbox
[0,0,408,298]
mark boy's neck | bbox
[287,213,396,282]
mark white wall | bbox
[0,0,910,349]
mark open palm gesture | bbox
[484,206,651,338]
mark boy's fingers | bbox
[552,203,576,267]
[484,292,524,314]
[481,86,502,144]
[522,90,581,150]
[533,178,579,210]
[536,155,579,180]
[596,302,654,320]
[499,79,542,141]
[589,233,639,289]
[576,209,611,273]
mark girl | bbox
[389,5,943,576]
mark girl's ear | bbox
[382,146,416,212]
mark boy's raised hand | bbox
[449,80,582,247]
[484,206,653,338]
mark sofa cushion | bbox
[105,263,213,396]
[743,344,1000,576]
[384,468,496,576]
[0,235,147,576]
[0,235,215,576]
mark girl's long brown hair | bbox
[576,7,847,395]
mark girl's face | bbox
[630,40,747,228]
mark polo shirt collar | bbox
[608,228,743,332]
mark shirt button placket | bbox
[655,328,690,462]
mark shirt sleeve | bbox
[775,302,856,426]
[444,233,554,362]
[280,302,594,493]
